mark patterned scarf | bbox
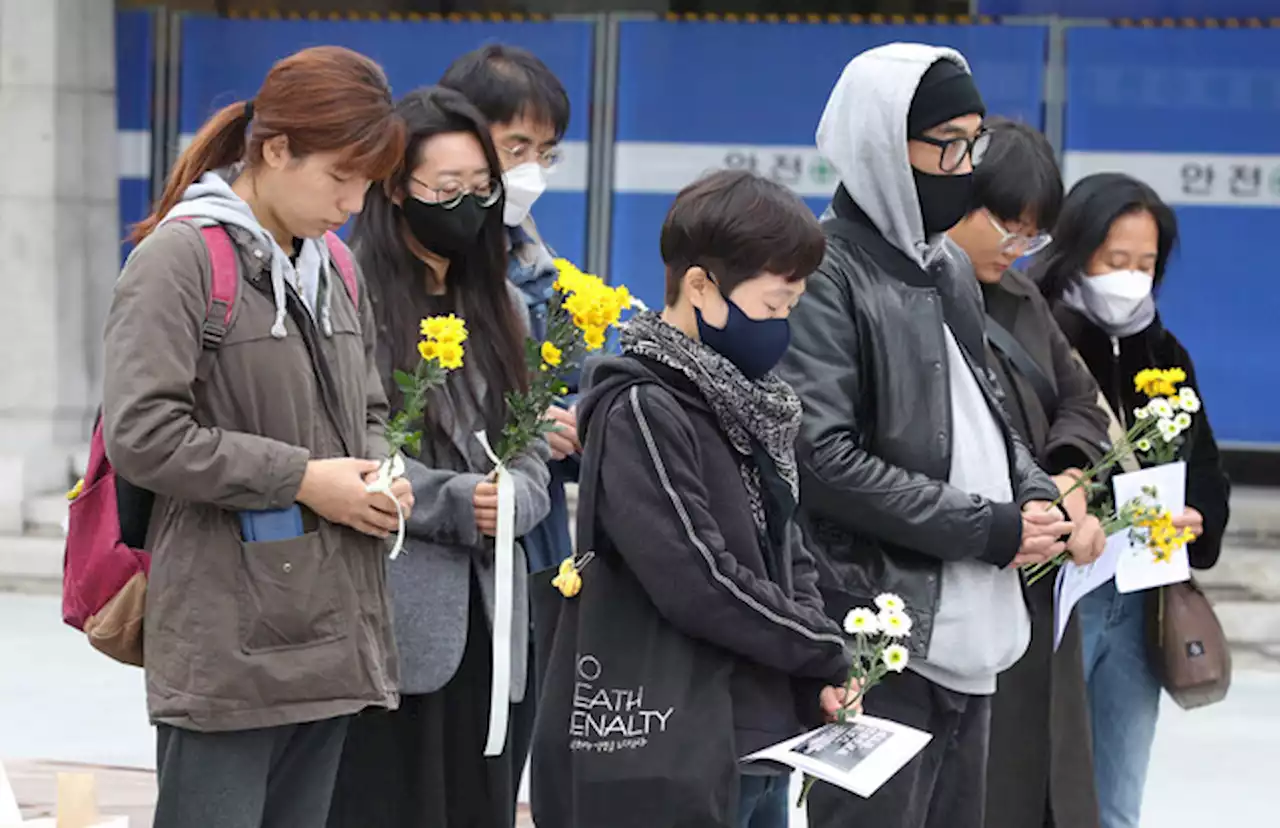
[621,311,802,532]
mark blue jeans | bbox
[1078,581,1162,828]
[738,774,789,828]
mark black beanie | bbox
[907,58,986,137]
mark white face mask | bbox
[1077,269,1155,328]
[502,162,548,227]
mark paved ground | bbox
[3,592,1276,826]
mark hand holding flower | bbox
[544,404,581,461]
[1065,512,1106,566]
[821,683,864,721]
[473,480,500,538]
[1171,506,1204,538]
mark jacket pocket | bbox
[237,531,347,653]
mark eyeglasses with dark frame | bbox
[985,210,1053,257]
[410,176,504,210]
[913,130,993,174]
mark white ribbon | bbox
[365,453,407,560]
[476,430,516,757]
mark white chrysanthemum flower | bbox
[843,608,879,636]
[1136,438,1152,452]
[1174,412,1192,432]
[1133,406,1150,420]
[1158,417,1180,443]
[1179,387,1201,413]
[1148,398,1174,419]
[1166,395,1183,412]
[882,644,909,673]
[874,593,905,613]
[879,610,913,639]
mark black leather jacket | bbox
[777,192,1058,656]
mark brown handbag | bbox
[1147,579,1232,710]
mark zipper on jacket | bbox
[1110,336,1128,431]
[272,281,353,457]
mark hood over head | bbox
[155,168,337,340]
[577,354,661,440]
[816,43,982,268]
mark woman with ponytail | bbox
[101,46,409,828]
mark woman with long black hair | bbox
[1036,172,1231,828]
[326,86,551,828]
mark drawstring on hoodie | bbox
[157,168,335,341]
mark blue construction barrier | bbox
[1063,27,1280,444]
[609,21,1049,311]
[116,9,153,260]
[177,16,594,265]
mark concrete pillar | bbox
[0,0,118,532]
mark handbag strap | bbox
[985,314,1057,416]
[1068,348,1140,474]
[573,379,650,555]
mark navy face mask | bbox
[696,298,792,381]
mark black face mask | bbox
[913,169,974,237]
[400,193,489,257]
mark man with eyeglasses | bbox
[778,45,1071,828]
[946,117,1108,828]
[438,42,576,782]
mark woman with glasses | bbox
[439,46,579,783]
[1036,173,1230,828]
[326,85,551,828]
[947,118,1110,828]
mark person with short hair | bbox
[946,117,1108,828]
[439,42,579,781]
[778,44,1070,828]
[573,169,855,828]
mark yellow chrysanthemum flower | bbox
[584,328,606,351]
[421,314,468,345]
[1134,367,1187,398]
[418,340,439,362]
[436,341,465,371]
[541,341,563,369]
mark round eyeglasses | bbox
[986,211,1053,257]
[913,130,992,174]
[412,177,504,210]
[500,143,563,170]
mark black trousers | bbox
[326,575,534,828]
[807,669,992,828]
[153,716,349,828]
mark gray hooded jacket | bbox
[780,43,1058,694]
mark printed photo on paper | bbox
[744,715,931,799]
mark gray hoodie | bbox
[154,168,338,340]
[817,44,1030,694]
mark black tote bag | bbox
[530,380,739,828]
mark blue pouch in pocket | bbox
[239,505,305,542]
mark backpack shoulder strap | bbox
[199,224,239,350]
[985,313,1058,415]
[324,231,359,310]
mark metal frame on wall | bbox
[133,11,1280,455]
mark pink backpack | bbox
[62,225,358,666]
